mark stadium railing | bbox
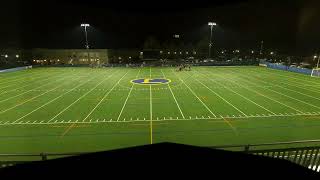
[0,140,319,172]
[210,139,320,172]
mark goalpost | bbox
[311,56,320,77]
[311,68,320,77]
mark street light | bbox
[4,54,8,58]
[208,22,217,59]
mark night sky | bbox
[2,0,320,55]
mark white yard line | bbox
[262,68,320,86]
[47,70,120,123]
[191,71,247,117]
[0,71,42,86]
[11,72,103,123]
[161,69,185,119]
[216,70,305,114]
[0,71,75,103]
[235,70,320,111]
[197,70,277,115]
[116,69,141,121]
[82,71,130,122]
[0,75,77,114]
[247,69,320,101]
[172,70,217,118]
[0,72,64,94]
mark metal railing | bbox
[0,140,320,172]
[210,139,320,172]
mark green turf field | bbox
[0,66,320,155]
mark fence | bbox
[0,66,32,73]
[265,62,313,75]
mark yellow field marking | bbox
[144,78,150,83]
[60,124,76,137]
[220,116,239,136]
[150,67,153,144]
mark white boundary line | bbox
[6,111,320,126]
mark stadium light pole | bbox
[81,23,90,64]
[317,56,320,69]
[208,22,217,59]
[81,24,90,49]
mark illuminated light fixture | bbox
[4,54,8,58]
[168,52,170,54]
[81,24,90,27]
[57,59,60,62]
[129,57,132,59]
[174,52,177,54]
[208,22,217,26]
[16,55,19,58]
[140,52,143,55]
[33,60,36,62]
[251,51,254,54]
[186,52,189,54]
[118,57,122,60]
[270,52,274,55]
[180,52,182,54]
[160,51,163,54]
[314,55,317,59]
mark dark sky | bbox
[2,0,320,55]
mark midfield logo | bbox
[131,78,171,85]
